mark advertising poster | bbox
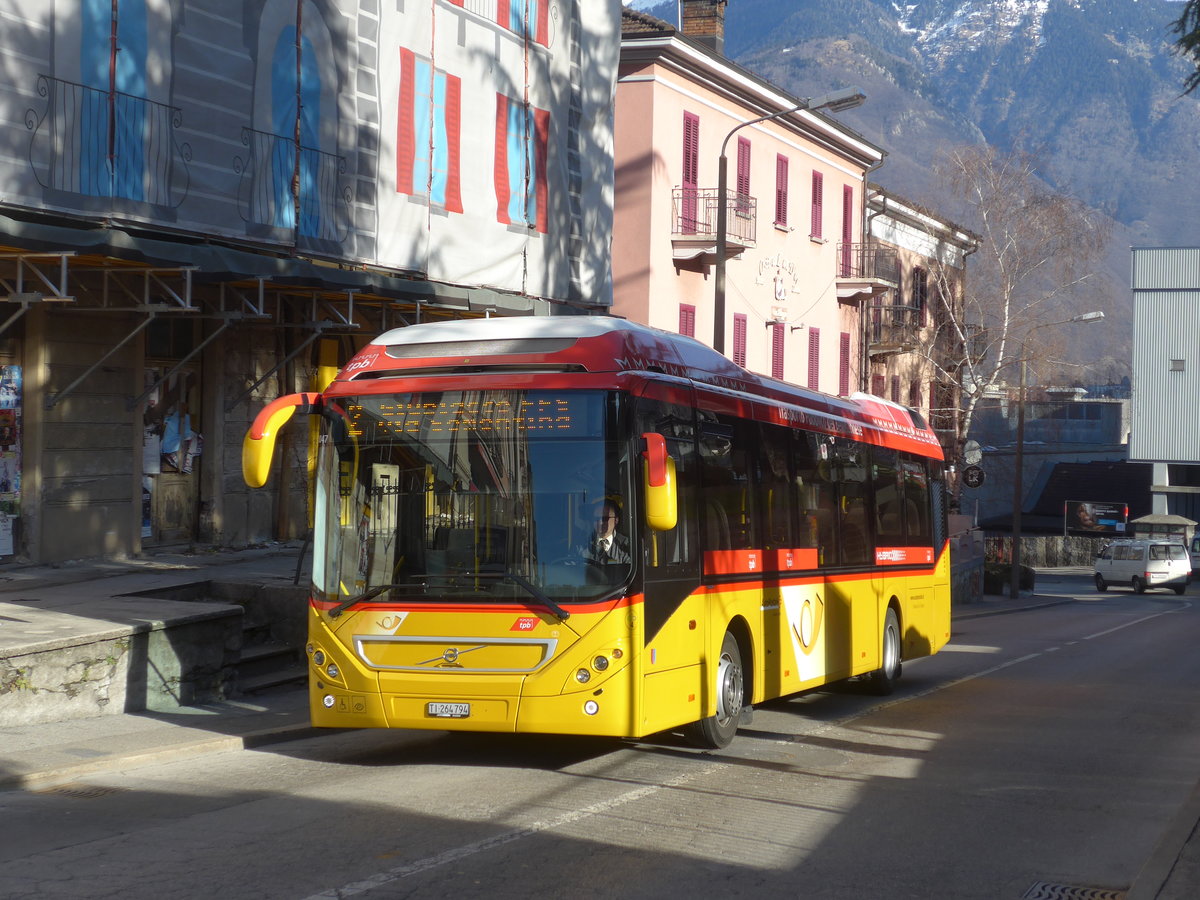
[1065,500,1127,537]
[0,366,21,527]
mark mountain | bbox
[636,0,1200,379]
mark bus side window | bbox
[635,398,697,573]
[757,423,795,549]
[793,432,835,564]
[832,437,870,565]
[872,446,904,545]
[901,456,933,546]
[699,415,757,551]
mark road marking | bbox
[299,762,725,899]
[940,643,1002,654]
[1083,605,1185,641]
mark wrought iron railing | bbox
[672,188,757,247]
[235,127,350,244]
[837,242,900,283]
[26,75,191,207]
[869,302,923,346]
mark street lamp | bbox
[713,87,866,354]
[1009,310,1105,599]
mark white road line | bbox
[1083,603,1188,641]
[299,762,725,899]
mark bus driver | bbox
[583,499,631,565]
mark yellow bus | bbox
[244,316,951,748]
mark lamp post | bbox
[713,87,866,354]
[1009,310,1105,599]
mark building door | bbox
[143,318,202,545]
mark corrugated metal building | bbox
[1130,248,1200,526]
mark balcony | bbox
[235,127,351,248]
[836,243,899,304]
[671,187,756,262]
[26,75,191,208]
[868,303,922,357]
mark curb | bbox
[1,723,326,793]
[952,597,1076,620]
[1126,766,1200,899]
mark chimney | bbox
[680,0,728,56]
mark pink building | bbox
[613,5,892,395]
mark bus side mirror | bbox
[242,392,321,488]
[642,432,677,532]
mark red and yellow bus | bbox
[244,316,951,748]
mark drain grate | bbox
[35,783,127,800]
[1022,882,1126,900]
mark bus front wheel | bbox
[687,631,744,750]
[868,608,902,695]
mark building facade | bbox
[613,6,891,392]
[865,188,980,462]
[0,0,621,564]
[1130,247,1200,521]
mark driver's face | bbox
[594,507,618,538]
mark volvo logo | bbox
[418,645,485,668]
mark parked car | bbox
[1094,539,1191,595]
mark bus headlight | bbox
[325,663,340,679]
[583,700,599,716]
[312,650,326,666]
[592,655,610,672]
[322,694,335,708]
[575,668,591,684]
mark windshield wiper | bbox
[501,571,571,622]
[328,582,413,619]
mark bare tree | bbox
[915,145,1112,484]
[1172,0,1200,95]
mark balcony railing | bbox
[235,127,350,244]
[869,303,923,350]
[837,242,900,283]
[26,75,191,207]
[671,187,757,248]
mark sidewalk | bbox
[0,542,316,789]
[0,559,1195,898]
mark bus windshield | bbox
[312,389,632,609]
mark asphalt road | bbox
[3,576,1198,900]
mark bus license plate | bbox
[427,701,470,719]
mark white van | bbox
[1094,539,1191,595]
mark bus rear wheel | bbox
[868,608,902,695]
[687,631,744,750]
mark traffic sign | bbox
[962,465,985,488]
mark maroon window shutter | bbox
[682,112,699,233]
[810,170,824,238]
[873,374,886,396]
[807,327,820,390]
[891,375,900,403]
[679,303,696,337]
[775,154,788,226]
[839,331,851,396]
[909,380,920,409]
[733,314,748,367]
[772,323,785,379]
[736,137,751,214]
